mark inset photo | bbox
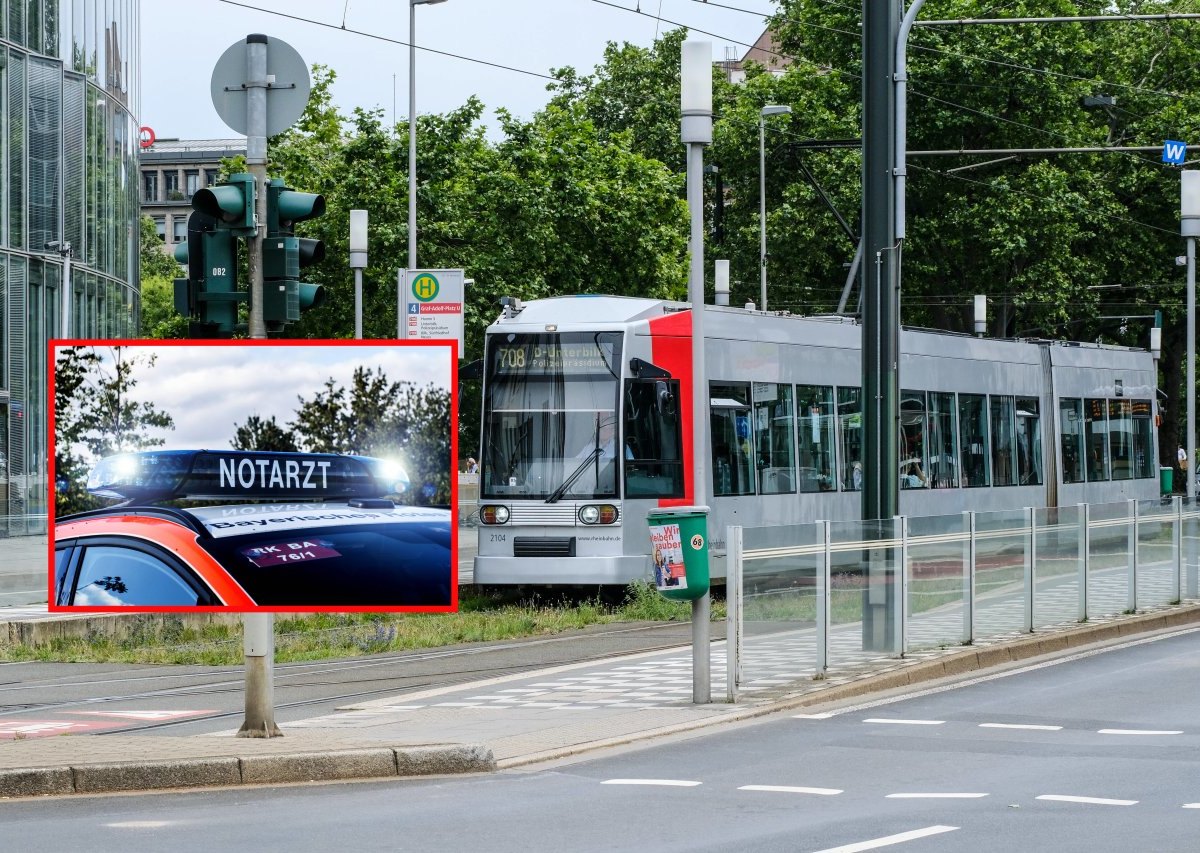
[50,341,456,612]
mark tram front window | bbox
[481,332,623,500]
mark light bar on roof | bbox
[86,450,408,502]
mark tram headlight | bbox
[481,505,510,525]
[579,504,619,525]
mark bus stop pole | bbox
[681,41,712,704]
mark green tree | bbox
[54,346,176,515]
[230,415,299,452]
[288,367,451,504]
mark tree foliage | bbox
[54,347,176,516]
[231,367,452,504]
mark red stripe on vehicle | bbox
[648,311,695,507]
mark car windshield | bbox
[480,331,623,500]
[192,505,451,607]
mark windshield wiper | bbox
[545,448,602,504]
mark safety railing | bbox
[725,497,1200,699]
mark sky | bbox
[139,0,773,141]
[62,343,452,453]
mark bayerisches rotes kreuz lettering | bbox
[218,457,332,491]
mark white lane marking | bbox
[1183,803,1200,809]
[863,718,945,726]
[740,785,843,796]
[886,793,988,799]
[794,713,835,719]
[601,779,701,787]
[1036,795,1138,806]
[104,822,174,829]
[1097,729,1183,736]
[979,723,1063,731]
[810,824,959,853]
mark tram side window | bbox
[959,394,989,487]
[1085,399,1110,482]
[711,382,756,496]
[990,396,1016,486]
[1059,398,1085,484]
[1016,398,1042,486]
[796,385,836,493]
[623,379,685,498]
[1132,400,1154,479]
[900,390,928,488]
[754,383,798,494]
[838,387,863,491]
[928,392,958,488]
[1108,399,1134,481]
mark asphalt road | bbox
[2,628,1196,852]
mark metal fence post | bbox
[1187,497,1199,601]
[1174,495,1183,603]
[1128,498,1138,613]
[725,524,742,702]
[817,520,830,677]
[1024,506,1036,633]
[965,511,976,644]
[1079,502,1090,622]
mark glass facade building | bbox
[1,1,139,530]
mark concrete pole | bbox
[354,268,363,339]
[238,34,279,738]
[1188,235,1195,508]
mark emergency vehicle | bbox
[53,450,453,610]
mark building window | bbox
[185,170,200,197]
[205,168,218,187]
[143,171,158,203]
[154,217,165,242]
[172,217,186,243]
[165,171,182,201]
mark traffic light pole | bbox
[238,34,280,738]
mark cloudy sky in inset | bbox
[58,343,452,453]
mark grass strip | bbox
[0,583,724,666]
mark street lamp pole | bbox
[759,105,791,312]
[681,40,712,705]
[409,0,447,274]
[1183,171,1199,506]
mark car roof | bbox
[186,502,450,539]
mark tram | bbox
[473,295,1160,587]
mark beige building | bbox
[717,29,792,84]
[140,138,246,250]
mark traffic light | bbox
[173,211,246,337]
[192,172,257,235]
[262,178,326,330]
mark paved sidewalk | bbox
[1,602,1198,799]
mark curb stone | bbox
[0,743,495,799]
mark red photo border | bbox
[47,337,460,614]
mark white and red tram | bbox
[473,295,1160,588]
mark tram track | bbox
[0,621,701,732]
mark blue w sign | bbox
[1163,140,1188,165]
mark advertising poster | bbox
[49,340,457,614]
[650,522,687,591]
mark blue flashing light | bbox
[87,450,409,502]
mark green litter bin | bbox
[647,505,710,601]
[1160,466,1174,495]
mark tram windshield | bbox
[481,332,623,500]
